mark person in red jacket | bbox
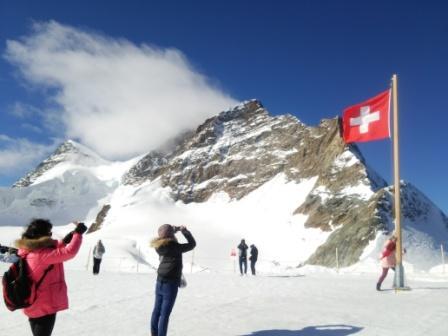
[15,218,87,336]
[376,235,397,291]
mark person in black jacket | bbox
[249,244,258,275]
[237,239,248,275]
[150,224,196,336]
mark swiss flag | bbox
[342,89,391,143]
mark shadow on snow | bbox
[240,324,363,336]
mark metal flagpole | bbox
[392,74,405,288]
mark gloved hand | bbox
[74,222,88,235]
[62,231,74,244]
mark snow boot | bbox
[376,283,381,291]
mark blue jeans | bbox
[239,257,247,275]
[150,279,179,336]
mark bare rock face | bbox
[123,100,368,202]
[87,204,111,234]
[304,190,390,267]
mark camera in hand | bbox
[173,226,181,233]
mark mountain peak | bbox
[54,140,105,160]
[13,139,107,188]
[216,99,265,122]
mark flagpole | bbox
[392,74,405,288]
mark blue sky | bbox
[0,0,447,213]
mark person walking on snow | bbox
[237,239,248,275]
[92,239,106,275]
[376,235,397,291]
[150,224,196,336]
[249,244,258,275]
[15,218,87,336]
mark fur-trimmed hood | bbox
[150,237,176,249]
[15,236,57,251]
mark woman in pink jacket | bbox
[15,218,87,336]
[376,235,397,291]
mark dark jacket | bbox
[249,245,258,262]
[151,229,196,282]
[238,242,248,259]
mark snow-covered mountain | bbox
[1,101,447,273]
[0,140,138,226]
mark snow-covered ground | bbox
[1,267,448,336]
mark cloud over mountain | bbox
[5,21,238,160]
[0,135,54,173]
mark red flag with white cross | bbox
[342,89,391,143]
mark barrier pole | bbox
[441,244,445,274]
[86,246,92,271]
[191,250,195,274]
[336,247,339,273]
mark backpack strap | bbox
[35,265,54,290]
[23,253,54,291]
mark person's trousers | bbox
[377,267,395,285]
[250,260,257,275]
[239,257,247,275]
[150,279,179,336]
[29,313,56,336]
[93,257,102,274]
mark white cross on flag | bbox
[342,89,391,143]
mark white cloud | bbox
[7,102,46,134]
[0,135,55,172]
[8,102,43,119]
[5,21,239,159]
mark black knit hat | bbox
[22,219,53,239]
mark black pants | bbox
[250,259,257,275]
[29,313,56,336]
[239,257,247,274]
[93,257,102,274]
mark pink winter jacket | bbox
[380,239,396,268]
[16,233,82,318]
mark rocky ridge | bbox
[122,100,394,266]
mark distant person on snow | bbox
[249,244,258,275]
[150,224,196,336]
[15,218,87,336]
[376,235,397,291]
[237,239,249,275]
[92,239,106,275]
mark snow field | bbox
[2,270,448,335]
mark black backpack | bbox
[2,256,53,311]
